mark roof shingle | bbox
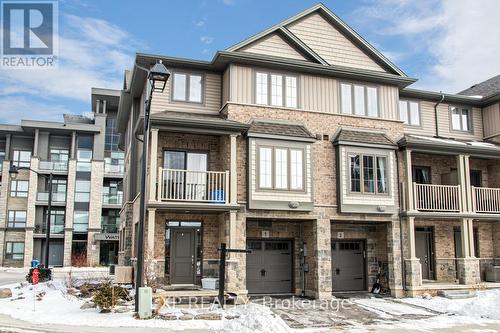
[248,121,314,139]
[459,74,500,97]
[334,129,394,146]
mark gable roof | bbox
[459,74,500,97]
[226,3,407,77]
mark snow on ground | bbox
[400,289,500,320]
[353,297,435,318]
[0,280,293,333]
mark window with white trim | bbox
[5,242,24,260]
[450,106,472,132]
[340,83,378,117]
[12,150,31,168]
[258,146,304,191]
[349,153,388,194]
[255,71,298,108]
[172,73,203,103]
[399,100,420,126]
[7,210,26,228]
[10,180,28,197]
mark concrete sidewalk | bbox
[0,314,215,333]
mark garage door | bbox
[246,240,292,294]
[331,240,365,292]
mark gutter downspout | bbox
[434,94,445,137]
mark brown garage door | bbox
[246,240,293,294]
[331,240,366,291]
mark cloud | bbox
[220,0,234,5]
[194,19,206,27]
[200,36,214,45]
[0,13,139,122]
[355,0,500,93]
[0,96,78,124]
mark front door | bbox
[415,227,435,280]
[246,240,293,294]
[331,240,366,291]
[170,228,196,284]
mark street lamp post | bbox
[9,165,53,268]
[135,60,170,312]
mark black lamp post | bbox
[9,164,53,268]
[135,59,170,312]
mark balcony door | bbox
[164,151,208,201]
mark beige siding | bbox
[403,101,484,140]
[239,33,308,61]
[438,105,483,140]
[403,100,436,136]
[482,103,500,138]
[300,74,337,113]
[230,65,398,120]
[229,64,252,104]
[287,12,385,72]
[379,85,399,120]
[222,68,230,105]
[150,72,221,114]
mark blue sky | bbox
[1,0,499,123]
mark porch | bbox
[144,112,248,211]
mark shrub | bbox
[92,282,129,312]
[26,268,52,283]
[71,252,87,267]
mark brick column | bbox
[24,157,39,267]
[87,160,104,266]
[312,218,332,300]
[386,219,403,297]
[63,159,76,266]
[223,210,247,302]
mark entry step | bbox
[437,290,476,299]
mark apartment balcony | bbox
[104,163,124,175]
[153,168,237,212]
[411,183,500,215]
[34,223,64,236]
[102,192,123,207]
[38,160,68,174]
[36,191,67,205]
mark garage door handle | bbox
[354,277,363,280]
[335,268,340,275]
[260,269,266,277]
[281,279,291,282]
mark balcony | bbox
[472,187,500,213]
[37,191,67,203]
[158,168,229,204]
[39,160,68,172]
[411,183,500,214]
[102,192,123,206]
[104,163,124,175]
[34,224,64,235]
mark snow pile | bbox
[0,280,293,332]
[401,289,500,320]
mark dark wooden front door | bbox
[415,227,435,280]
[170,228,196,284]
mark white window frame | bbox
[399,100,421,126]
[340,82,379,117]
[257,145,305,191]
[450,106,472,132]
[254,71,298,108]
[171,72,204,104]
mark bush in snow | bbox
[92,282,129,313]
[26,268,52,283]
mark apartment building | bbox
[0,88,124,268]
[116,3,500,298]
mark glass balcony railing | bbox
[34,224,64,234]
[102,192,123,205]
[39,160,68,172]
[104,163,124,174]
[37,191,67,203]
